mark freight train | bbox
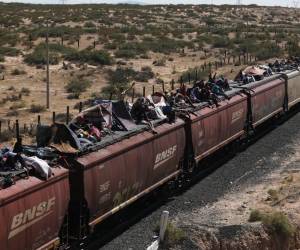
[1,68,300,250]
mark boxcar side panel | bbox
[287,72,300,108]
[81,121,186,226]
[0,169,69,250]
[191,95,247,162]
[251,79,285,127]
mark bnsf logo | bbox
[8,197,55,239]
[154,145,177,169]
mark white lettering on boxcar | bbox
[154,145,177,169]
[8,197,56,239]
[99,181,110,193]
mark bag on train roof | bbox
[242,66,265,76]
[23,156,52,180]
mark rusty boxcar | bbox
[189,91,248,163]
[243,75,286,127]
[0,167,69,250]
[66,118,186,239]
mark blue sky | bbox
[1,0,293,7]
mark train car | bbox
[2,65,300,250]
[185,89,248,165]
[283,70,300,109]
[243,75,287,127]
[0,167,69,250]
[65,117,186,240]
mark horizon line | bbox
[0,1,293,7]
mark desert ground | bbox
[0,3,300,143]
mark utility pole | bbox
[246,9,249,63]
[46,19,50,109]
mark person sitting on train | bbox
[178,83,187,96]
[208,72,217,83]
[210,82,230,100]
[189,87,202,103]
[130,97,158,133]
[198,84,220,107]
[131,97,155,124]
[216,76,230,91]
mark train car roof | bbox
[0,166,68,206]
[75,84,251,155]
[78,116,184,156]
[281,69,300,79]
[77,117,185,168]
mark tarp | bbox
[242,66,265,76]
[36,123,80,154]
[72,104,113,129]
[112,101,136,131]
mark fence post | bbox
[37,115,41,125]
[159,211,169,242]
[143,86,146,97]
[152,85,155,95]
[52,112,56,124]
[66,106,70,125]
[15,120,20,141]
[79,102,83,113]
[131,88,135,103]
[162,82,165,93]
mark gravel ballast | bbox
[101,112,300,250]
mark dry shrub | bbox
[249,210,295,238]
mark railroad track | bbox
[82,103,300,250]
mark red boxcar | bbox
[189,92,248,163]
[245,75,286,127]
[0,167,69,250]
[70,118,186,233]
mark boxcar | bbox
[244,75,286,127]
[0,167,69,250]
[67,118,186,238]
[188,90,248,163]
